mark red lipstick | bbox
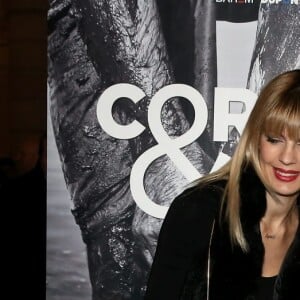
[273,168,299,182]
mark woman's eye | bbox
[266,136,281,144]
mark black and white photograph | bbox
[47,1,300,299]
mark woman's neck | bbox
[263,192,298,224]
[260,192,299,276]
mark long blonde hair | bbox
[197,69,300,251]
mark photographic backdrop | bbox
[47,1,300,299]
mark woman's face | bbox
[259,132,300,201]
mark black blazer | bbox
[144,168,300,300]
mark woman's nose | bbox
[279,143,297,165]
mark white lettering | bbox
[96,83,146,139]
[97,84,257,218]
[213,88,257,141]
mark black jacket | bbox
[144,167,300,299]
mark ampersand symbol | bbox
[130,84,208,218]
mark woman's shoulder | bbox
[164,180,226,228]
[171,180,226,210]
[145,182,226,299]
[153,180,226,267]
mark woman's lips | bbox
[273,167,300,182]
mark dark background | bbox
[0,0,47,298]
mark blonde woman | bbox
[145,69,300,300]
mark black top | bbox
[246,276,277,300]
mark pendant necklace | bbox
[265,232,276,239]
[260,209,295,240]
[260,218,285,240]
[260,202,298,240]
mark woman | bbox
[144,69,300,300]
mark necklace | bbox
[261,220,280,239]
[260,200,299,240]
[265,232,276,239]
[260,208,298,240]
[260,218,287,240]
